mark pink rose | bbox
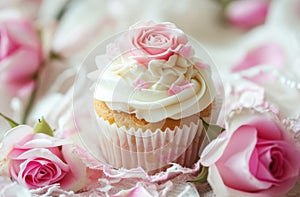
[201,109,300,197]
[0,125,85,191]
[0,12,42,97]
[0,125,103,192]
[128,21,188,65]
[2,125,69,189]
[225,0,269,30]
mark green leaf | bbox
[189,167,208,183]
[33,117,53,136]
[0,113,19,128]
[201,118,225,142]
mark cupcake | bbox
[92,21,217,173]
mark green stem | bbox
[56,0,73,20]
[189,167,209,183]
[21,82,38,124]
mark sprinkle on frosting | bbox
[195,62,208,69]
[168,82,194,96]
[178,45,192,59]
[135,79,149,90]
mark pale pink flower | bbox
[232,42,285,73]
[226,0,269,30]
[0,12,42,97]
[231,42,285,85]
[201,109,300,197]
[128,21,188,65]
[0,125,87,191]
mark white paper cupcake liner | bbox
[95,115,204,172]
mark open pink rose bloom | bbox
[0,126,68,189]
[0,15,41,97]
[201,110,300,197]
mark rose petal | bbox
[59,144,94,191]
[4,19,40,50]
[207,165,265,197]
[248,117,283,140]
[231,43,285,73]
[178,45,192,59]
[20,133,68,148]
[255,140,300,183]
[201,131,230,166]
[11,148,69,172]
[0,125,33,160]
[0,49,39,81]
[216,125,272,191]
[242,69,277,85]
[232,42,285,72]
[0,24,18,59]
[226,0,269,30]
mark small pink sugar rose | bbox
[201,109,300,197]
[135,79,149,90]
[128,21,188,65]
[168,82,194,96]
[0,125,84,191]
[0,13,42,97]
[226,0,269,30]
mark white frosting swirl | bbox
[94,54,216,123]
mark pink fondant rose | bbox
[201,109,300,197]
[128,21,188,65]
[0,12,42,97]
[0,125,82,190]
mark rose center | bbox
[269,149,284,178]
[147,34,168,46]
